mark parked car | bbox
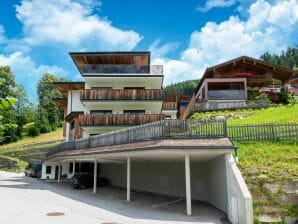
[25,161,42,178]
[70,172,110,189]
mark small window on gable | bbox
[70,121,75,130]
[46,166,51,174]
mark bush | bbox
[39,125,51,133]
[28,126,40,136]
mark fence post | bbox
[223,120,228,137]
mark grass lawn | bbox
[190,104,298,125]
[0,127,64,151]
[235,140,298,221]
[0,127,64,172]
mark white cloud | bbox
[15,0,142,51]
[148,39,180,59]
[0,52,67,99]
[197,0,237,12]
[159,0,298,86]
[0,25,7,44]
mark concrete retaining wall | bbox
[0,156,19,169]
[225,154,253,224]
[207,155,228,213]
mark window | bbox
[46,166,51,174]
[91,87,113,89]
[90,134,99,137]
[70,121,75,130]
[69,162,73,173]
[123,110,145,114]
[90,110,112,115]
[123,87,145,89]
[165,115,172,119]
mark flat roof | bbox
[46,138,234,160]
[69,51,151,74]
[53,82,85,97]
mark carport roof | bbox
[46,138,234,160]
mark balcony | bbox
[162,102,178,110]
[193,99,269,112]
[82,64,163,75]
[79,114,165,127]
[80,89,164,101]
[208,90,246,100]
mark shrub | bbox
[28,126,40,136]
[39,125,51,133]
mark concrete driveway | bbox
[0,171,228,224]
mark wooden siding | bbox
[79,114,165,126]
[80,89,164,101]
[162,102,178,110]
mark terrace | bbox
[46,119,227,157]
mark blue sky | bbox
[0,0,297,100]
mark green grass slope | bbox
[0,127,64,171]
[191,104,298,125]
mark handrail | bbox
[80,89,165,101]
[46,119,227,157]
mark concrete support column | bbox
[185,154,192,216]
[93,160,97,194]
[72,159,75,176]
[127,157,131,202]
[58,163,61,184]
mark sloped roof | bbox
[195,56,297,92]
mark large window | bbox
[123,110,145,114]
[90,110,112,115]
[46,166,51,174]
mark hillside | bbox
[164,79,198,96]
[191,105,298,222]
[0,127,64,171]
[190,104,298,124]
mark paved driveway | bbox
[0,171,228,224]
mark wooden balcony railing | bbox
[162,102,178,110]
[80,89,165,101]
[79,114,165,126]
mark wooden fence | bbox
[46,120,298,157]
[228,123,298,141]
[46,119,227,157]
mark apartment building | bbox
[54,52,165,141]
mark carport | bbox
[43,138,253,223]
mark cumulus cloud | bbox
[15,0,142,51]
[197,0,237,12]
[159,0,298,85]
[0,52,67,99]
[148,39,180,59]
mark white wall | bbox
[41,163,59,180]
[225,154,253,224]
[206,155,228,213]
[84,76,162,89]
[67,90,84,114]
[41,162,74,180]
[100,161,209,201]
[162,110,177,119]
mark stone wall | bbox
[0,156,19,169]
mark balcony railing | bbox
[162,102,178,110]
[46,119,227,157]
[83,64,163,75]
[80,89,164,101]
[208,90,246,100]
[193,99,269,112]
[79,114,165,127]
